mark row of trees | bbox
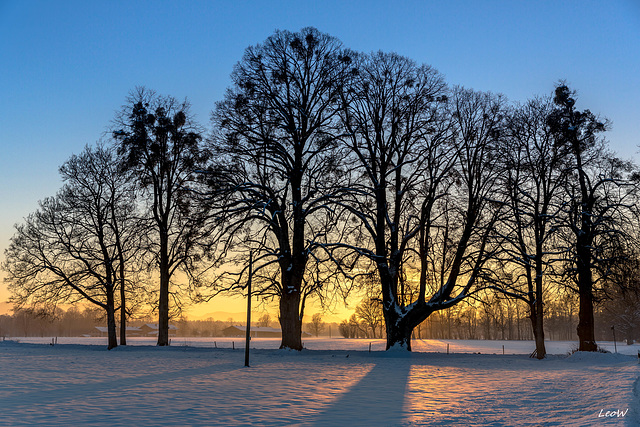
[340,291,637,343]
[0,306,334,339]
[0,306,102,338]
[3,296,628,344]
[3,27,639,355]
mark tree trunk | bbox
[577,281,597,351]
[158,265,170,346]
[533,253,546,359]
[384,311,415,350]
[577,295,596,351]
[119,272,127,346]
[279,290,302,350]
[106,289,118,350]
[157,233,170,346]
[534,304,546,359]
[529,305,546,359]
[576,239,597,351]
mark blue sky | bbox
[1,0,639,314]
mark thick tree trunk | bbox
[106,289,118,350]
[157,266,170,346]
[577,295,596,351]
[157,234,170,346]
[279,290,302,350]
[576,240,597,351]
[385,314,413,351]
[534,305,546,359]
[577,281,597,351]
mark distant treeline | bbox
[338,291,639,343]
[1,293,636,343]
[0,307,343,338]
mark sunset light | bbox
[1,1,639,425]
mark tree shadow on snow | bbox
[311,358,412,426]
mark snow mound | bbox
[566,351,636,364]
[386,342,411,352]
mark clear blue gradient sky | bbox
[1,0,639,315]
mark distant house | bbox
[91,326,145,337]
[222,325,282,338]
[222,325,311,338]
[126,326,143,337]
[93,326,109,337]
[139,323,178,337]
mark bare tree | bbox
[207,28,354,350]
[355,297,384,338]
[335,51,448,349]
[337,56,506,349]
[308,313,325,337]
[548,84,637,351]
[494,96,570,358]
[257,313,271,328]
[3,144,140,349]
[112,88,209,346]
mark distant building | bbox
[222,325,282,338]
[222,325,312,338]
[92,324,177,337]
[139,323,178,337]
[91,326,141,337]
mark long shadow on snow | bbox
[312,354,412,426]
[0,359,241,410]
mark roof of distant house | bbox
[225,326,282,333]
[142,323,178,330]
[94,326,143,332]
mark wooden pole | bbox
[245,252,253,367]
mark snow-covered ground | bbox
[10,336,640,355]
[1,338,638,426]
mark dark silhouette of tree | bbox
[257,313,271,328]
[112,88,209,346]
[548,84,636,351]
[335,51,449,349]
[3,144,140,349]
[355,297,384,338]
[495,96,570,359]
[207,28,354,350]
[405,87,506,349]
[337,55,506,349]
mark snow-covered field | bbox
[1,338,638,426]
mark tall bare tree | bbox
[112,88,209,346]
[549,84,637,351]
[3,144,140,349]
[495,96,570,359]
[207,28,354,350]
[336,50,505,349]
